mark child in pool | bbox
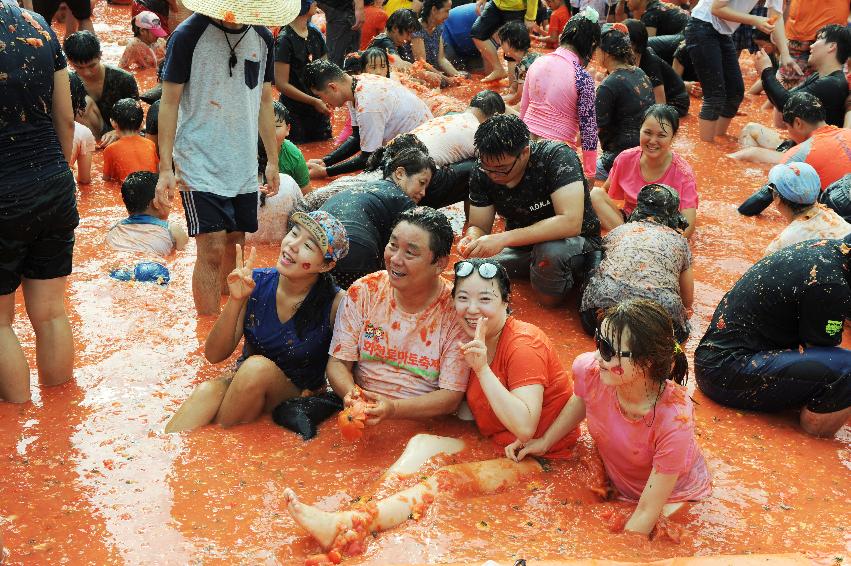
[506,298,712,536]
[69,72,94,185]
[102,99,159,183]
[118,11,167,71]
[106,171,188,257]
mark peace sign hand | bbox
[226,244,257,301]
[459,316,488,373]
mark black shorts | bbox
[33,0,92,21]
[181,191,258,236]
[470,1,525,41]
[0,170,79,295]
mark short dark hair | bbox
[343,50,364,74]
[362,47,390,77]
[643,104,680,136]
[112,98,144,131]
[474,114,530,159]
[782,91,826,125]
[382,148,436,179]
[304,59,346,92]
[469,89,505,118]
[421,0,450,23]
[816,24,851,64]
[64,30,101,63]
[131,20,142,37]
[451,258,511,302]
[121,171,158,214]
[386,8,421,34]
[600,26,635,65]
[366,133,429,172]
[497,20,530,51]
[776,192,813,215]
[624,18,648,55]
[560,11,601,64]
[69,71,87,115]
[272,100,290,124]
[392,207,453,262]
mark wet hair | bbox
[342,51,364,74]
[451,258,511,303]
[560,11,601,64]
[497,20,530,51]
[782,91,826,126]
[642,104,680,136]
[387,8,421,34]
[421,0,449,23]
[474,114,530,160]
[273,100,290,124]
[121,171,158,214]
[64,30,101,63]
[304,59,346,92]
[602,299,688,386]
[391,206,453,262]
[624,18,648,56]
[362,47,391,77]
[776,193,813,215]
[131,20,142,37]
[816,24,851,64]
[599,26,635,65]
[365,133,429,172]
[111,98,144,131]
[469,89,505,118]
[382,147,436,179]
[69,71,87,115]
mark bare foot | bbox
[284,488,357,551]
[481,70,507,83]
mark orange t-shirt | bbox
[103,135,159,183]
[360,5,389,50]
[781,125,851,189]
[465,317,578,459]
[785,0,850,41]
[547,5,569,45]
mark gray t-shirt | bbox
[162,14,274,197]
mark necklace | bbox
[350,76,358,99]
[224,27,251,77]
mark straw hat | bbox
[182,0,301,26]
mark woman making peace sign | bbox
[165,212,349,432]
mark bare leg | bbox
[738,122,782,149]
[77,17,95,35]
[285,457,542,551]
[698,118,717,142]
[589,186,625,231]
[715,116,733,138]
[726,146,785,164]
[214,355,300,427]
[0,292,31,403]
[800,406,851,438]
[164,376,231,433]
[79,96,103,140]
[386,434,466,476]
[22,277,73,387]
[193,231,228,315]
[219,232,244,296]
[474,38,506,82]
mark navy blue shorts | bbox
[181,191,258,236]
[696,347,851,414]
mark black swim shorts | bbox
[33,0,92,22]
[180,191,259,236]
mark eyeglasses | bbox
[476,153,521,176]
[595,328,632,362]
[454,260,501,279]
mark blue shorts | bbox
[696,347,851,414]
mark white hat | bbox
[182,0,301,26]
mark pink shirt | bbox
[607,146,699,215]
[572,352,712,503]
[520,47,598,178]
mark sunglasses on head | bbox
[455,260,501,279]
[595,328,632,361]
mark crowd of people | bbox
[2,0,850,561]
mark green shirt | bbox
[277,139,309,188]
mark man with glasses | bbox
[459,114,601,307]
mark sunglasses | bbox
[594,328,632,362]
[454,260,501,279]
[476,152,521,176]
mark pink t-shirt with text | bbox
[329,271,470,399]
[572,352,712,503]
[607,146,699,215]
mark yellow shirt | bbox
[494,0,537,21]
[383,0,413,16]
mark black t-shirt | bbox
[72,65,139,135]
[275,23,327,114]
[647,33,681,65]
[145,99,160,135]
[0,3,70,194]
[673,40,697,82]
[320,179,416,249]
[468,140,601,243]
[596,67,655,154]
[761,69,850,128]
[641,49,688,107]
[695,238,851,370]
[641,1,689,36]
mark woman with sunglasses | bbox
[506,299,712,537]
[282,258,585,561]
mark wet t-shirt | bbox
[274,23,327,115]
[573,352,712,503]
[410,111,479,166]
[764,206,851,255]
[329,272,471,399]
[761,69,849,128]
[639,49,688,113]
[72,66,140,135]
[0,3,69,194]
[695,238,851,371]
[469,140,602,242]
[640,0,689,35]
[596,67,655,155]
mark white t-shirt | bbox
[348,74,432,153]
[410,111,479,167]
[71,121,95,168]
[765,205,851,255]
[691,0,783,34]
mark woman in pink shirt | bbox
[520,7,600,178]
[591,104,698,237]
[506,299,712,537]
